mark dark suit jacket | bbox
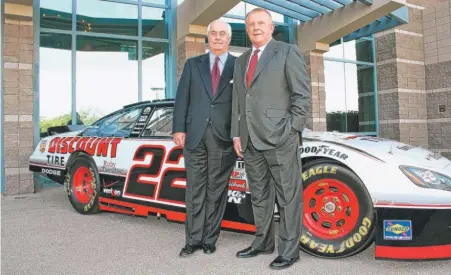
[231,39,312,151]
[173,53,237,150]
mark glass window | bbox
[40,0,72,31]
[76,36,138,124]
[76,0,138,36]
[344,38,374,63]
[225,2,246,17]
[273,25,290,43]
[142,6,167,39]
[39,33,72,136]
[324,61,376,133]
[142,41,167,101]
[324,60,347,132]
[141,106,174,138]
[356,64,376,132]
[324,39,343,59]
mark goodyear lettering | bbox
[65,173,72,195]
[84,168,97,212]
[47,137,121,158]
[302,165,337,181]
[301,217,372,254]
[300,146,348,160]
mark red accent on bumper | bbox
[99,197,256,233]
[375,244,451,260]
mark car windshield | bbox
[82,106,144,137]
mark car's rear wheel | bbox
[64,155,101,215]
[299,160,375,258]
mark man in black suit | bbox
[172,19,237,257]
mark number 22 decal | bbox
[123,144,187,206]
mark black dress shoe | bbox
[269,255,300,269]
[179,244,202,257]
[203,244,216,254]
[236,246,274,258]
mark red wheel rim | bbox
[303,178,360,240]
[72,166,95,204]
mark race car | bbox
[29,99,451,261]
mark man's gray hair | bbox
[207,19,233,39]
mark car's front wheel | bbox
[64,155,101,215]
[299,160,376,258]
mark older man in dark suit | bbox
[172,19,237,257]
[231,8,311,269]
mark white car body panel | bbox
[29,128,451,209]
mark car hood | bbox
[302,129,451,171]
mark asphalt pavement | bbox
[1,186,450,275]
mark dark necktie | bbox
[211,57,220,95]
[246,49,260,88]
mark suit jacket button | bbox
[246,94,250,98]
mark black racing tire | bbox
[64,155,101,215]
[299,160,376,259]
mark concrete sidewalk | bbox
[1,187,449,275]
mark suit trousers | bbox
[183,124,236,246]
[244,129,303,259]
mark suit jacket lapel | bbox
[250,39,279,87]
[213,54,234,99]
[197,54,213,100]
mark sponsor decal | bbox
[227,190,246,204]
[103,188,121,197]
[300,217,372,254]
[383,220,412,240]
[230,171,246,180]
[228,180,247,192]
[41,168,61,176]
[99,160,123,175]
[302,165,337,181]
[47,155,65,167]
[143,107,151,115]
[235,161,245,169]
[300,146,348,160]
[47,137,121,158]
[39,141,47,153]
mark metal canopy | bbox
[243,0,407,41]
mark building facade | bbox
[1,0,451,195]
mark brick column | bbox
[2,16,34,195]
[422,0,451,160]
[176,36,206,81]
[304,51,326,131]
[375,0,429,147]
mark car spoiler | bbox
[40,125,87,138]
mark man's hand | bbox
[173,132,186,148]
[233,137,243,158]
